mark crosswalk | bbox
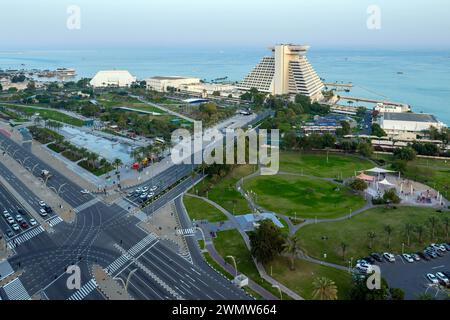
[73,198,100,213]
[47,216,63,227]
[176,228,197,236]
[2,278,31,300]
[7,226,45,249]
[67,279,98,300]
[104,233,159,276]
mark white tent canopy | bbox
[365,167,396,174]
[379,178,395,186]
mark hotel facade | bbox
[239,44,325,101]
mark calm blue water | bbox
[1,48,449,124]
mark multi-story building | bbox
[376,112,446,135]
[145,76,201,92]
[90,70,136,88]
[239,44,324,101]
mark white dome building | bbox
[90,70,137,88]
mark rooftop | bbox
[381,112,439,123]
[149,76,194,80]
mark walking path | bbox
[130,95,195,123]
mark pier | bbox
[338,95,408,107]
[324,82,354,88]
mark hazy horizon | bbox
[1,0,450,50]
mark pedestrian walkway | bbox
[47,216,63,227]
[67,278,98,300]
[2,278,31,300]
[0,261,14,282]
[73,197,100,213]
[176,228,196,236]
[7,226,45,249]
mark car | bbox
[357,259,370,266]
[135,188,143,193]
[383,253,395,262]
[6,229,15,237]
[402,254,414,263]
[6,216,15,224]
[425,250,437,259]
[20,221,29,229]
[140,193,148,199]
[17,209,26,215]
[418,252,430,261]
[442,271,450,279]
[427,273,439,284]
[435,250,444,257]
[356,264,373,274]
[436,272,449,285]
[44,206,53,213]
[38,201,46,207]
[441,243,450,251]
[127,192,135,197]
[142,187,149,193]
[431,243,446,252]
[411,253,421,261]
[15,215,24,223]
[150,186,158,192]
[370,253,383,262]
[2,210,10,218]
[80,189,90,195]
[364,256,376,264]
[148,192,155,198]
[39,209,48,217]
[11,223,20,231]
[29,218,37,226]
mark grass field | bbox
[297,206,448,266]
[279,151,373,178]
[192,165,255,214]
[244,175,366,219]
[267,256,352,300]
[5,104,84,126]
[183,196,227,222]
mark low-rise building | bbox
[90,70,136,88]
[374,103,411,113]
[376,112,446,135]
[145,76,201,92]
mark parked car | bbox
[425,250,438,259]
[44,206,53,213]
[11,223,20,231]
[411,253,421,261]
[402,254,414,263]
[3,210,10,218]
[142,187,149,193]
[364,256,376,264]
[418,252,430,261]
[38,201,46,207]
[29,218,37,226]
[17,209,26,215]
[356,264,373,274]
[6,229,14,237]
[39,209,48,217]
[383,253,395,262]
[15,215,24,223]
[436,272,449,285]
[20,221,29,229]
[135,188,143,193]
[441,243,450,251]
[427,273,439,284]
[140,193,148,200]
[150,186,158,192]
[6,216,15,224]
[370,253,383,262]
[127,192,135,198]
[442,271,450,279]
[431,243,446,252]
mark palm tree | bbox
[340,242,348,261]
[367,231,376,250]
[283,235,301,271]
[404,223,413,247]
[384,225,393,249]
[415,225,425,244]
[442,217,449,241]
[312,277,338,300]
[428,216,438,241]
[113,158,123,171]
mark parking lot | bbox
[377,249,450,299]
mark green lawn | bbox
[279,151,373,178]
[243,175,366,219]
[122,105,167,114]
[5,104,84,126]
[192,165,254,214]
[267,256,352,300]
[297,206,449,266]
[183,196,227,222]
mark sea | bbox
[0,47,449,125]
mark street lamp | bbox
[125,268,138,292]
[272,284,283,300]
[226,255,238,277]
[195,227,206,251]
[402,243,405,255]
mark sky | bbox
[1,0,450,50]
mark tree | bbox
[249,220,285,264]
[404,223,413,247]
[357,142,373,158]
[350,276,390,300]
[348,178,368,192]
[113,158,123,171]
[393,147,417,161]
[282,235,301,271]
[367,231,376,250]
[389,288,405,300]
[428,216,438,241]
[415,225,425,244]
[383,188,401,204]
[312,277,338,300]
[384,225,393,249]
[0,83,2,91]
[371,123,387,137]
[442,216,449,241]
[340,242,348,261]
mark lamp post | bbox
[272,284,283,300]
[226,255,238,277]
[125,268,138,292]
[195,227,206,251]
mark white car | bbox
[383,253,396,262]
[402,254,414,263]
[431,243,446,252]
[142,187,149,193]
[135,188,143,193]
[12,223,20,231]
[356,264,373,274]
[2,210,10,218]
[6,216,15,224]
[80,189,90,195]
[38,201,46,207]
[427,273,439,284]
[150,186,158,192]
[436,272,449,284]
[140,193,148,199]
[39,208,48,217]
[29,218,37,226]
